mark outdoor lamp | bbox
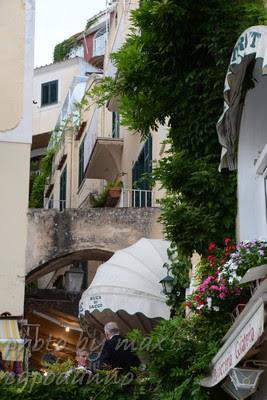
[222,367,264,400]
[160,262,174,296]
[229,367,264,391]
[64,263,84,293]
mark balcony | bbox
[120,189,156,208]
[85,137,123,181]
[44,189,155,210]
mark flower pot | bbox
[106,187,121,207]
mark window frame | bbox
[60,166,67,211]
[93,27,107,57]
[78,139,85,188]
[41,80,58,107]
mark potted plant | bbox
[90,180,122,208]
[106,180,122,207]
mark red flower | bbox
[208,254,216,267]
[208,242,216,251]
[224,238,231,245]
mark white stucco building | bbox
[0,0,35,317]
[201,26,267,400]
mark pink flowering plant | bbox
[186,238,243,314]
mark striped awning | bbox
[0,320,24,361]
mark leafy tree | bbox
[106,0,266,261]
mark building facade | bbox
[44,0,167,213]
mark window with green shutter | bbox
[79,139,85,187]
[41,80,58,107]
[112,112,120,138]
[132,135,152,206]
[60,166,67,211]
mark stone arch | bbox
[26,208,163,280]
[26,247,114,283]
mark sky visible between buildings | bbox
[34,0,107,67]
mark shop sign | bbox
[88,295,103,311]
[201,304,264,387]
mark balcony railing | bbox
[44,199,66,211]
[120,189,155,208]
[44,189,156,210]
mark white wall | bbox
[33,58,92,136]
[238,59,267,240]
[0,0,34,315]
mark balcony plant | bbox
[91,181,122,208]
[219,239,267,284]
[186,238,252,314]
[106,181,122,207]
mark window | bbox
[69,44,84,59]
[79,139,85,187]
[132,135,152,207]
[112,112,120,138]
[93,27,106,56]
[47,196,54,209]
[41,80,58,107]
[60,166,67,211]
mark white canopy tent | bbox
[79,238,171,334]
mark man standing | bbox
[99,322,140,373]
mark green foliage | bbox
[85,16,98,31]
[220,239,267,282]
[0,369,137,400]
[42,359,74,374]
[90,185,110,208]
[90,181,122,208]
[103,0,267,261]
[79,77,116,110]
[128,314,231,399]
[53,34,80,63]
[29,148,56,208]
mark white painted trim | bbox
[254,144,267,174]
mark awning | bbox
[217,26,267,170]
[239,264,267,284]
[84,137,124,181]
[79,238,171,334]
[0,320,24,362]
[200,284,267,388]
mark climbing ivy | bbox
[53,34,80,63]
[85,16,98,31]
[29,147,56,208]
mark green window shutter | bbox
[41,80,58,107]
[60,166,67,211]
[79,139,85,187]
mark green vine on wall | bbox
[85,16,98,31]
[29,147,56,208]
[53,34,80,63]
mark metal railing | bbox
[120,189,155,208]
[44,189,155,210]
[44,199,66,211]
